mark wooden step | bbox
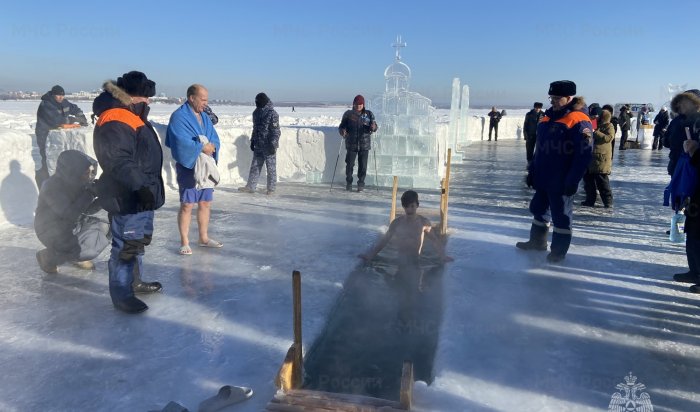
[265,388,406,411]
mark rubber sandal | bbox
[198,385,253,412]
[199,239,223,248]
[179,245,192,255]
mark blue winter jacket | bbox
[529,98,594,193]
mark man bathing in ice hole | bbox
[358,190,453,264]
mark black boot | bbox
[132,262,162,294]
[36,249,59,273]
[113,296,148,314]
[673,271,700,283]
[547,230,572,262]
[516,223,548,251]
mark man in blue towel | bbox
[165,84,222,255]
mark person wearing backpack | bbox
[673,117,700,292]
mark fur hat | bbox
[255,92,270,109]
[353,95,365,105]
[116,71,156,98]
[671,89,700,114]
[50,85,65,96]
[548,80,576,96]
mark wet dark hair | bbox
[401,190,419,207]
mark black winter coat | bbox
[251,101,280,156]
[339,109,376,152]
[653,110,670,137]
[523,109,543,138]
[664,114,700,175]
[34,150,97,251]
[684,136,700,238]
[488,110,502,125]
[619,111,631,131]
[36,92,87,142]
[92,81,165,214]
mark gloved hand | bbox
[564,184,578,196]
[266,144,276,155]
[86,180,99,196]
[136,186,155,210]
[85,198,103,215]
[525,172,534,188]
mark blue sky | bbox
[1,0,698,106]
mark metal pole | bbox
[373,148,379,192]
[330,137,344,192]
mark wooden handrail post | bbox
[390,176,398,223]
[292,270,303,388]
[440,149,452,236]
[399,361,414,409]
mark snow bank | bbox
[0,101,529,227]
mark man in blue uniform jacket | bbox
[516,80,593,263]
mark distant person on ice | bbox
[581,107,614,208]
[338,94,377,192]
[92,71,165,314]
[238,92,280,195]
[34,150,109,274]
[523,102,544,165]
[166,84,222,255]
[487,106,502,141]
[358,190,452,263]
[618,105,631,150]
[34,85,88,189]
[517,80,593,263]
[652,106,669,150]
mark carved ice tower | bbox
[367,36,440,189]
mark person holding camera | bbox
[34,150,108,274]
[338,94,377,192]
[34,85,88,189]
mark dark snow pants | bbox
[529,189,574,256]
[345,149,369,187]
[582,173,613,206]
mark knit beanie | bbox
[255,92,270,109]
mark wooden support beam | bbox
[390,176,398,223]
[399,361,414,410]
[292,270,303,389]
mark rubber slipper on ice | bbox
[197,385,253,412]
[148,400,189,412]
[198,239,223,248]
[179,245,192,255]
